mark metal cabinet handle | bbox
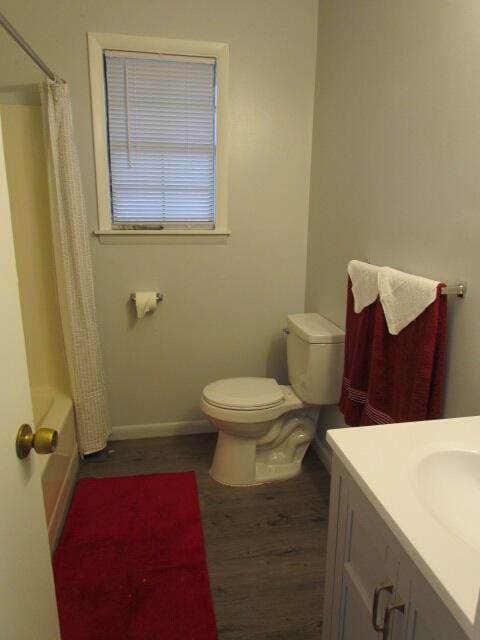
[372,580,393,632]
[382,599,405,640]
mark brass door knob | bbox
[16,424,58,459]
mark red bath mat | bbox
[53,472,217,640]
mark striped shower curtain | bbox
[41,79,110,455]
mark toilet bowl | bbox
[201,380,317,485]
[200,314,345,486]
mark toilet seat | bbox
[201,383,305,424]
[202,377,285,410]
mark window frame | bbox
[88,32,229,237]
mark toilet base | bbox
[209,431,258,486]
[209,409,317,487]
[209,461,302,487]
[255,460,302,484]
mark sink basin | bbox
[414,449,480,553]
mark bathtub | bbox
[31,387,79,551]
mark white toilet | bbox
[200,313,345,486]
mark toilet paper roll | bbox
[135,291,158,319]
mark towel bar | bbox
[440,282,466,298]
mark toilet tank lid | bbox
[287,313,345,344]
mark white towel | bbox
[347,260,380,313]
[378,267,440,335]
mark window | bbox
[88,33,229,236]
[105,52,216,229]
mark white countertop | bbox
[327,416,480,638]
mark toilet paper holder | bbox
[129,292,164,303]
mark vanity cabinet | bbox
[322,455,468,640]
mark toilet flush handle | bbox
[282,328,290,335]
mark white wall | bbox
[0,0,318,430]
[306,0,480,431]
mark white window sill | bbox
[93,228,231,245]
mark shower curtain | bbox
[41,79,110,455]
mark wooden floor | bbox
[80,433,331,640]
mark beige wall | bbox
[0,1,318,429]
[306,0,480,430]
[0,104,69,396]
[0,105,69,393]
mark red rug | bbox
[53,472,217,640]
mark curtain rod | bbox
[0,11,60,82]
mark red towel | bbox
[339,278,378,425]
[339,279,447,425]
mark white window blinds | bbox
[104,51,217,228]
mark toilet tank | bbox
[286,313,345,405]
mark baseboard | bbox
[110,419,215,441]
[49,451,79,552]
[311,435,332,474]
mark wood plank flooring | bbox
[80,433,331,639]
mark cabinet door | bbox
[390,553,467,640]
[324,459,398,639]
[339,487,398,639]
[340,570,382,640]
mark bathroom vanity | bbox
[323,417,480,640]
